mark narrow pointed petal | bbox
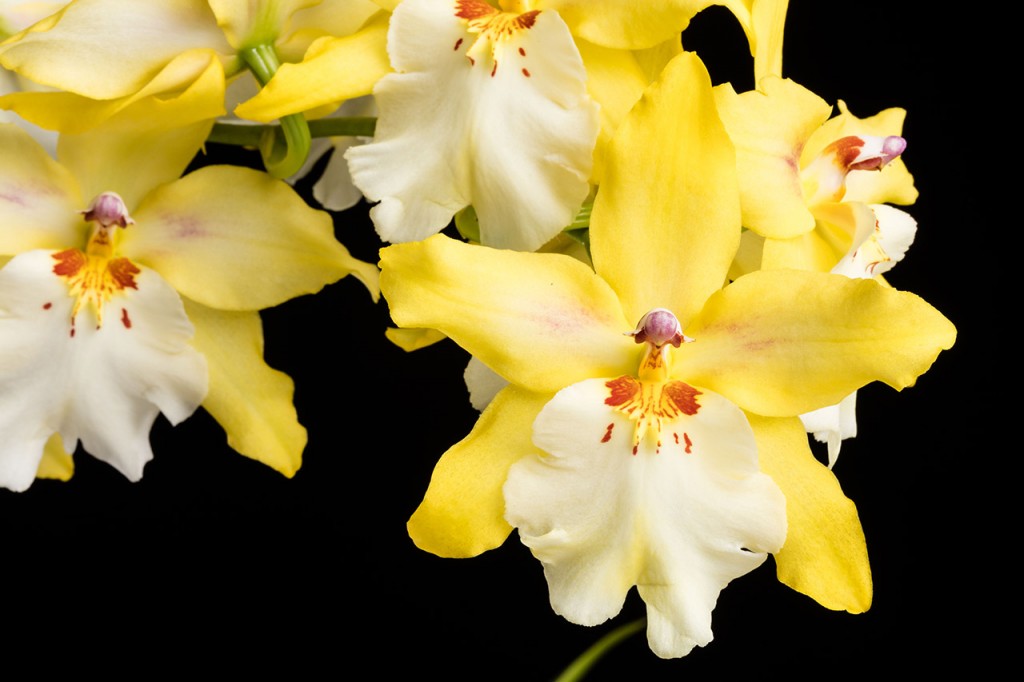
[234,12,390,122]
[0,123,82,255]
[125,165,379,311]
[36,434,74,481]
[380,234,637,395]
[183,299,305,476]
[0,250,207,490]
[714,77,832,239]
[750,414,872,612]
[680,270,957,416]
[346,0,599,251]
[750,0,788,82]
[591,52,739,326]
[384,326,446,351]
[505,379,785,658]
[0,0,231,99]
[409,385,550,557]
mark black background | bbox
[1,2,981,675]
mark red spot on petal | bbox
[632,444,638,456]
[52,249,85,277]
[108,257,140,290]
[517,10,539,28]
[42,302,52,310]
[824,136,866,169]
[683,432,693,454]
[491,61,497,77]
[664,381,701,415]
[454,38,463,50]
[518,47,526,56]
[601,423,614,443]
[605,376,640,408]
[522,68,530,77]
[673,432,679,444]
[121,307,131,329]
[455,0,496,20]
[468,56,475,65]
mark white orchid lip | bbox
[803,134,907,205]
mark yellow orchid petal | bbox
[591,51,739,327]
[680,269,957,416]
[806,100,917,206]
[234,11,390,122]
[58,119,213,211]
[36,433,74,481]
[0,122,82,255]
[384,326,447,351]
[408,385,550,557]
[380,234,637,395]
[577,35,680,184]
[761,229,840,273]
[714,76,831,239]
[184,299,305,477]
[0,48,227,133]
[126,165,379,311]
[749,414,871,612]
[547,0,716,50]
[749,0,788,82]
[0,0,230,99]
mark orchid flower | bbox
[242,0,780,251]
[0,120,378,491]
[379,53,955,656]
[0,0,389,175]
[715,75,919,464]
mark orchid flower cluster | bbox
[0,0,954,664]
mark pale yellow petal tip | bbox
[385,326,447,352]
[36,434,74,481]
[344,254,381,302]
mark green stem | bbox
[207,117,377,148]
[552,618,645,682]
[238,44,311,179]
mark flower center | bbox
[51,192,139,333]
[454,0,539,75]
[802,134,906,205]
[603,309,701,455]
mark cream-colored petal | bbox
[409,385,550,557]
[183,298,305,476]
[347,0,598,251]
[0,122,81,255]
[591,51,739,327]
[679,269,957,416]
[506,378,785,658]
[126,165,379,311]
[380,234,638,395]
[0,250,207,491]
[0,0,231,99]
[714,77,831,239]
[750,414,871,612]
[799,391,858,469]
[830,204,917,280]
